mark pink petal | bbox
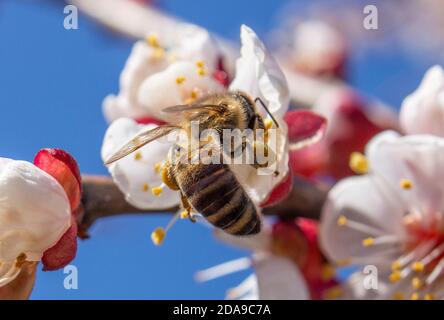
[284,110,327,149]
[34,149,82,212]
[260,167,292,208]
[212,56,230,87]
[41,217,78,271]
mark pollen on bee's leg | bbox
[264,119,273,130]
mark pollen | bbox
[349,152,369,174]
[321,264,336,281]
[391,260,401,271]
[411,261,425,273]
[392,292,405,300]
[134,152,142,161]
[176,76,186,84]
[151,186,163,196]
[362,237,375,247]
[424,293,435,300]
[196,60,205,68]
[410,292,420,300]
[400,178,413,190]
[180,210,189,219]
[264,119,274,130]
[154,162,163,173]
[146,34,160,48]
[142,183,150,192]
[411,277,423,290]
[197,68,207,76]
[151,227,166,246]
[152,48,165,60]
[389,271,402,283]
[337,215,347,226]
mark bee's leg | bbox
[179,192,197,223]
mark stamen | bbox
[410,292,420,300]
[320,264,336,281]
[400,178,413,190]
[424,293,435,300]
[226,274,257,300]
[411,277,423,290]
[152,183,165,196]
[196,60,205,68]
[197,68,207,76]
[411,261,425,273]
[134,152,142,160]
[264,119,273,130]
[150,211,181,246]
[142,183,149,192]
[426,257,444,285]
[195,257,252,282]
[176,76,186,84]
[154,162,163,173]
[335,259,351,267]
[191,89,199,99]
[349,152,369,174]
[392,292,405,300]
[152,48,165,60]
[146,34,160,48]
[391,260,401,271]
[337,215,347,226]
[180,210,189,219]
[362,237,375,247]
[389,270,402,283]
[339,216,386,236]
[323,285,343,300]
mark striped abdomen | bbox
[176,163,261,236]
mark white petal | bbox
[400,65,444,137]
[138,61,224,122]
[101,118,180,209]
[0,159,71,264]
[320,175,406,266]
[103,41,169,122]
[254,255,309,300]
[367,131,444,216]
[172,23,220,71]
[229,25,289,119]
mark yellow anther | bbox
[152,48,165,60]
[154,162,163,173]
[412,277,423,290]
[411,261,425,273]
[323,286,343,300]
[411,292,420,300]
[349,152,369,174]
[151,186,163,196]
[391,260,401,271]
[196,60,205,68]
[362,237,375,247]
[191,89,199,99]
[389,271,402,283]
[197,68,207,76]
[337,215,347,226]
[392,292,405,300]
[321,265,336,281]
[151,227,166,246]
[176,76,186,84]
[142,183,149,192]
[400,178,413,190]
[264,119,273,130]
[134,152,142,161]
[424,293,435,300]
[146,34,160,48]
[336,259,351,267]
[180,211,189,219]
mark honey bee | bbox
[105,91,279,236]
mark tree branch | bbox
[78,175,328,237]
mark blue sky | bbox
[0,0,441,299]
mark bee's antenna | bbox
[254,97,279,128]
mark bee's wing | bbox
[104,125,180,165]
[162,104,225,114]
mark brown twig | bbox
[78,175,328,237]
